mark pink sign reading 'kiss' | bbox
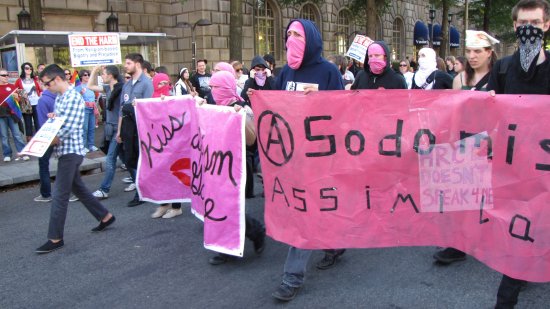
[251,90,550,282]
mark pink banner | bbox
[251,90,550,282]
[135,97,245,256]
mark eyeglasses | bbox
[399,64,407,67]
[125,76,131,80]
[0,74,8,77]
[82,74,89,77]
[65,73,71,76]
[24,67,32,70]
[42,76,56,87]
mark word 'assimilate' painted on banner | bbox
[135,97,245,256]
[251,90,550,282]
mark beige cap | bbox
[466,30,500,48]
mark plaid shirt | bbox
[54,87,86,157]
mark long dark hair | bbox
[465,49,498,86]
[19,62,34,79]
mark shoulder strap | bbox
[474,73,491,91]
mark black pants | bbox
[495,275,527,309]
[245,145,256,198]
[245,214,264,243]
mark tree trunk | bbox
[463,0,468,52]
[483,0,491,32]
[440,1,449,59]
[229,0,243,62]
[366,0,377,39]
[29,0,44,30]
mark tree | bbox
[29,0,44,30]
[469,0,516,42]
[230,0,243,61]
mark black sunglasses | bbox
[399,64,407,67]
[42,76,56,87]
[82,74,89,77]
[0,74,8,77]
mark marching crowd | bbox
[0,0,548,308]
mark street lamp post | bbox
[176,19,213,72]
[448,13,453,55]
[429,8,436,48]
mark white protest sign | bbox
[20,117,66,157]
[68,33,122,67]
[345,35,374,63]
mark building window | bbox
[392,18,405,61]
[255,0,276,57]
[300,4,319,26]
[336,10,351,54]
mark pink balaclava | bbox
[209,71,243,106]
[152,73,171,98]
[367,43,386,75]
[286,21,306,69]
[214,62,236,77]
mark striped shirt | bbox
[54,87,86,157]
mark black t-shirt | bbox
[488,51,550,95]
[190,72,212,99]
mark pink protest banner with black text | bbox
[251,90,550,282]
[135,97,245,256]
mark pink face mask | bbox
[254,71,266,86]
[209,71,243,106]
[286,21,306,69]
[368,58,386,75]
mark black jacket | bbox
[351,41,407,90]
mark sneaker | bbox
[91,215,116,232]
[92,189,109,199]
[127,197,144,207]
[83,148,89,154]
[124,183,136,192]
[272,283,300,302]
[208,253,230,265]
[34,195,52,202]
[3,157,11,162]
[89,146,99,152]
[151,205,171,218]
[122,177,133,183]
[36,239,64,254]
[120,164,127,170]
[162,208,183,219]
[316,249,346,270]
[69,195,79,202]
[433,247,467,265]
[22,155,30,161]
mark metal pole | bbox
[191,26,196,72]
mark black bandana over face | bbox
[516,24,544,72]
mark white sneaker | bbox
[89,146,99,152]
[122,177,133,183]
[22,155,30,161]
[34,195,52,202]
[151,205,170,218]
[162,208,183,219]
[4,156,11,162]
[69,195,79,202]
[124,183,136,192]
[83,148,89,154]
[92,189,109,199]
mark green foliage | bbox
[469,0,516,42]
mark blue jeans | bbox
[48,154,109,240]
[82,108,95,149]
[129,167,139,200]
[100,137,120,193]
[282,247,313,287]
[0,117,26,157]
[38,146,54,198]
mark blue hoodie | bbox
[275,19,344,91]
[36,90,57,129]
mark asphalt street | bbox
[1,171,549,308]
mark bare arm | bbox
[87,66,104,93]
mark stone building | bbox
[0,0,485,76]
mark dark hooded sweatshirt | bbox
[275,19,344,91]
[242,55,276,104]
[351,41,407,90]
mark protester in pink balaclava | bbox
[208,71,243,106]
[286,21,306,69]
[213,62,236,77]
[152,73,171,98]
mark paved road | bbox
[1,171,549,308]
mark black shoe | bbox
[316,249,346,270]
[127,198,144,207]
[433,247,467,265]
[253,232,266,254]
[92,215,116,232]
[208,253,230,265]
[36,240,64,254]
[272,283,300,302]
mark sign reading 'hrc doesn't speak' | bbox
[251,90,550,283]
